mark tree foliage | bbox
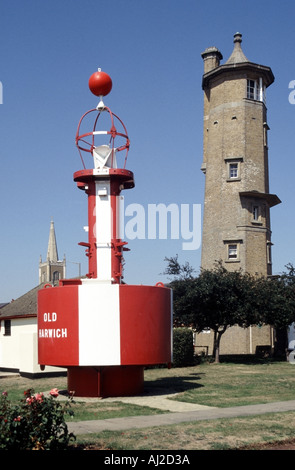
[163,254,196,280]
[173,328,194,367]
[166,257,295,362]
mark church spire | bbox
[47,219,58,262]
[39,219,66,285]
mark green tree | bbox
[172,263,260,362]
[253,276,295,329]
[166,258,295,363]
[163,254,196,280]
[173,328,194,367]
[255,266,295,355]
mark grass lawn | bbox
[78,411,295,450]
[144,357,295,407]
[1,356,295,450]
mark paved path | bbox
[67,393,295,435]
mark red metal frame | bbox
[75,107,130,170]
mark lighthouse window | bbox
[251,204,263,225]
[267,242,272,265]
[224,240,242,263]
[247,79,265,103]
[247,80,258,100]
[228,244,238,259]
[225,157,243,182]
[263,122,269,147]
[252,205,259,221]
[229,163,238,179]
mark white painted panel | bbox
[117,195,125,239]
[78,281,120,365]
[95,180,112,281]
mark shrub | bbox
[173,328,194,367]
[0,388,75,450]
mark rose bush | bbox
[0,388,75,450]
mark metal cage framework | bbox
[75,106,130,170]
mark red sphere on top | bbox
[88,70,112,97]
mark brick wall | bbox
[195,324,274,356]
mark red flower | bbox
[34,393,44,402]
[49,388,59,398]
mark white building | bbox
[0,221,67,377]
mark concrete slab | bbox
[103,392,216,412]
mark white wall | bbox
[0,317,65,375]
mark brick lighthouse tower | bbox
[200,33,281,276]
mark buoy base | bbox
[67,365,144,398]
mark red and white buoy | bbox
[37,70,172,397]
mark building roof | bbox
[225,32,249,64]
[202,33,274,89]
[0,303,9,309]
[239,191,281,208]
[0,283,45,319]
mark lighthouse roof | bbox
[202,33,274,89]
[225,32,249,64]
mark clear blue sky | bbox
[1,0,295,300]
